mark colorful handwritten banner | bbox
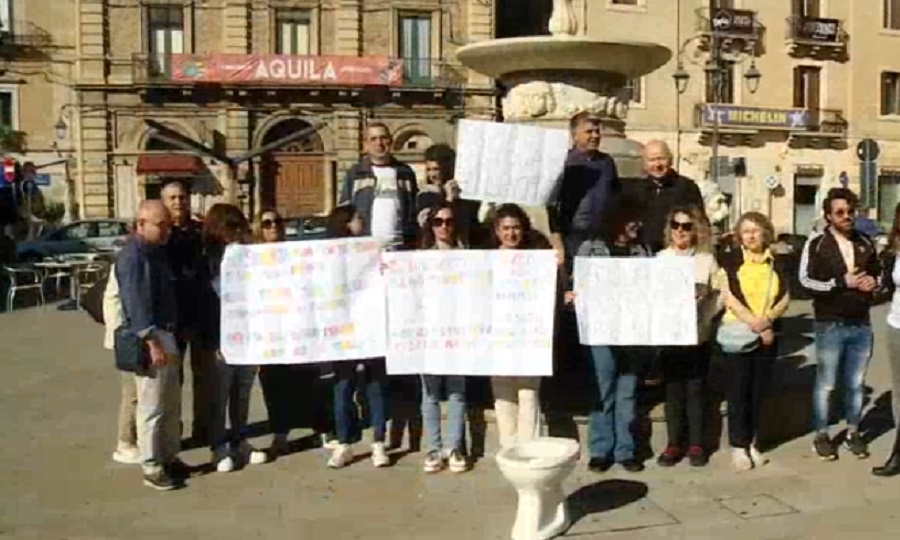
[219,238,386,365]
[573,257,698,346]
[382,250,558,376]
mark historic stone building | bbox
[501,0,900,234]
[3,0,495,220]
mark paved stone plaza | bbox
[1,302,898,540]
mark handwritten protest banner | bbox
[382,250,557,376]
[573,257,698,346]
[220,238,386,365]
[455,119,569,206]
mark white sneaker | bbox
[371,442,390,468]
[320,434,340,450]
[423,451,444,473]
[212,446,234,472]
[749,446,769,467]
[239,441,268,465]
[327,444,354,469]
[112,442,141,465]
[448,450,469,473]
[731,448,754,471]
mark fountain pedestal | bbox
[456,0,672,240]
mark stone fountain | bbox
[456,0,672,180]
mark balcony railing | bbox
[131,53,468,89]
[695,104,846,135]
[785,16,846,45]
[0,20,53,50]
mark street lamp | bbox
[672,13,762,230]
[53,118,68,142]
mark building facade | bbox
[2,0,496,220]
[588,0,900,234]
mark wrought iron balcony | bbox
[693,6,763,56]
[784,16,848,59]
[0,20,53,51]
[131,53,469,90]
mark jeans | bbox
[587,346,637,462]
[491,376,541,449]
[812,322,873,433]
[421,375,466,454]
[725,344,775,448]
[334,359,388,444]
[208,360,258,450]
[134,331,182,474]
[661,344,710,448]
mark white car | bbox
[16,219,131,261]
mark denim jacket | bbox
[339,157,419,243]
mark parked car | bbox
[283,216,328,242]
[16,218,131,261]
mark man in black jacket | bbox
[799,188,880,462]
[624,140,704,254]
[549,112,621,269]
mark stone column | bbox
[333,108,362,201]
[78,92,113,217]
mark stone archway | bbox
[393,129,434,183]
[260,118,326,218]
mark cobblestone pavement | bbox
[1,302,898,540]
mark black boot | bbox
[872,432,900,477]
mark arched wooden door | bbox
[260,119,326,218]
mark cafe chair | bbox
[3,264,46,311]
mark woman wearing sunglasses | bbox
[656,207,721,467]
[418,201,470,473]
[253,210,338,459]
[716,211,790,471]
[565,201,651,473]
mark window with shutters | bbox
[398,12,432,84]
[0,0,11,37]
[793,66,821,111]
[146,5,184,78]
[883,72,900,116]
[622,78,644,106]
[275,9,311,55]
[0,91,14,133]
[886,0,900,29]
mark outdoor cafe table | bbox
[34,254,106,311]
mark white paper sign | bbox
[383,250,558,376]
[573,257,698,346]
[220,238,387,364]
[455,119,569,206]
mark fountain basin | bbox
[455,37,671,81]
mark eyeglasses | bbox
[261,218,283,229]
[432,217,455,228]
[832,209,857,218]
[670,220,694,232]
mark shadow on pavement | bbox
[567,479,649,528]
[860,391,897,444]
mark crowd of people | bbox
[103,113,900,492]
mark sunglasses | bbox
[832,209,857,218]
[432,217,455,228]
[261,218,283,229]
[670,220,694,232]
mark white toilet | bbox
[495,437,581,540]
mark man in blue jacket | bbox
[117,200,183,490]
[549,112,621,270]
[339,122,418,249]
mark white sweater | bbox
[102,263,124,350]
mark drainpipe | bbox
[75,0,86,219]
[675,0,682,172]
